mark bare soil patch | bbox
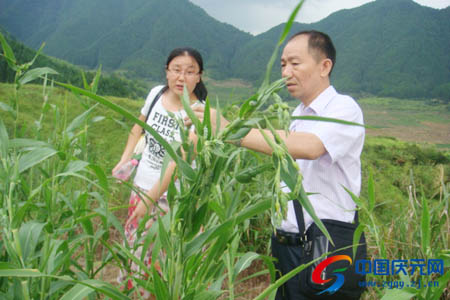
[366,121,450,145]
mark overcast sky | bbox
[189,0,450,35]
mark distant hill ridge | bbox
[1,0,449,100]
[0,27,149,98]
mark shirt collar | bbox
[298,85,337,115]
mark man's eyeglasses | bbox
[167,68,200,78]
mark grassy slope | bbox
[2,81,448,164]
[359,97,450,148]
[2,82,448,298]
[0,80,254,170]
[2,82,448,206]
[0,83,141,170]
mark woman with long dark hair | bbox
[113,47,207,298]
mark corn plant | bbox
[52,1,370,298]
[346,170,449,300]
[6,0,441,299]
[0,31,130,299]
[0,32,57,138]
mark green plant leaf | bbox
[188,203,209,240]
[0,269,129,299]
[0,269,42,277]
[342,186,363,208]
[430,268,450,300]
[0,31,17,68]
[0,119,9,158]
[81,70,89,90]
[279,157,299,192]
[60,279,130,300]
[0,262,19,269]
[60,284,93,300]
[291,115,366,127]
[421,194,430,256]
[368,171,375,211]
[182,85,203,134]
[226,126,252,142]
[18,221,45,264]
[235,199,271,224]
[239,94,258,118]
[235,163,273,183]
[208,201,226,221]
[18,67,58,86]
[185,221,233,259]
[260,0,305,89]
[157,216,171,253]
[10,138,52,150]
[215,98,222,136]
[65,104,97,134]
[88,164,109,192]
[152,265,169,299]
[91,65,102,94]
[193,290,223,300]
[54,82,183,171]
[203,97,212,139]
[0,101,15,117]
[18,147,58,174]
[177,159,197,181]
[27,42,45,68]
[380,287,418,300]
[233,252,260,279]
[296,187,333,245]
[353,223,365,260]
[63,160,89,174]
[254,248,324,300]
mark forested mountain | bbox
[0,0,251,80]
[0,27,148,98]
[1,0,449,100]
[234,0,450,99]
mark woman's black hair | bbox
[165,47,208,101]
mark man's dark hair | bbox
[288,30,336,76]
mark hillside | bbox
[233,0,450,100]
[0,0,449,100]
[0,27,148,98]
[0,0,251,80]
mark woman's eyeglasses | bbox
[167,68,200,78]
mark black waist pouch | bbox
[298,218,367,299]
[293,200,367,300]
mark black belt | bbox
[274,229,308,246]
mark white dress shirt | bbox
[280,85,365,232]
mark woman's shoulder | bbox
[144,85,165,101]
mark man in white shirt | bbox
[188,30,365,299]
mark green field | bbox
[358,97,450,148]
[1,82,448,299]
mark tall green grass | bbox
[1,2,324,299]
[1,0,449,298]
[0,34,128,298]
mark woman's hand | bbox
[112,159,129,175]
[126,198,154,228]
[126,186,160,227]
[185,105,229,134]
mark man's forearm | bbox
[241,128,326,160]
